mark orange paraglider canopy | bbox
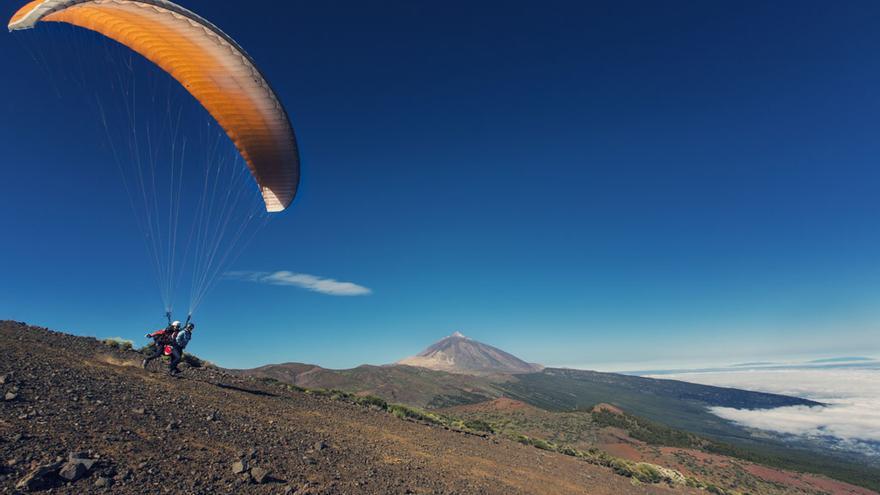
[9,0,300,212]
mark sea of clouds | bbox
[649,364,880,456]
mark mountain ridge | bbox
[396,332,544,375]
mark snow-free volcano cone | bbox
[397,332,544,375]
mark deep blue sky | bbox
[2,0,880,370]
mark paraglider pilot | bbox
[170,322,195,374]
[142,320,195,375]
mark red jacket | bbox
[148,328,175,345]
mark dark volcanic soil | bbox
[0,321,700,494]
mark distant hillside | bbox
[231,367,880,494]
[232,333,880,489]
[238,350,825,464]
[504,367,820,413]
[238,362,507,408]
[242,335,817,419]
[396,332,544,375]
[440,400,880,494]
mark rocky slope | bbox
[0,321,702,495]
[441,400,878,495]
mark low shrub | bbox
[514,434,557,452]
[706,484,728,495]
[103,337,134,351]
[608,458,635,477]
[355,395,388,410]
[463,419,494,433]
[509,432,696,487]
[388,404,447,426]
[633,463,664,483]
[307,388,356,401]
[559,445,580,457]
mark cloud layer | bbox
[226,271,372,296]
[653,368,880,451]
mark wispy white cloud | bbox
[226,271,372,296]
[653,368,880,453]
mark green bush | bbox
[706,484,727,495]
[633,463,664,483]
[685,476,706,488]
[513,434,557,452]
[308,388,357,401]
[388,404,447,426]
[531,438,556,451]
[103,337,134,351]
[507,431,693,487]
[463,419,494,433]
[355,395,388,410]
[608,458,636,477]
[559,445,580,457]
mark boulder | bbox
[250,467,270,484]
[67,453,96,470]
[15,462,62,491]
[231,460,249,474]
[58,461,87,482]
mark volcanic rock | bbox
[15,461,61,491]
[232,460,248,474]
[58,461,87,481]
[250,466,270,484]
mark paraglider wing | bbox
[9,0,300,212]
